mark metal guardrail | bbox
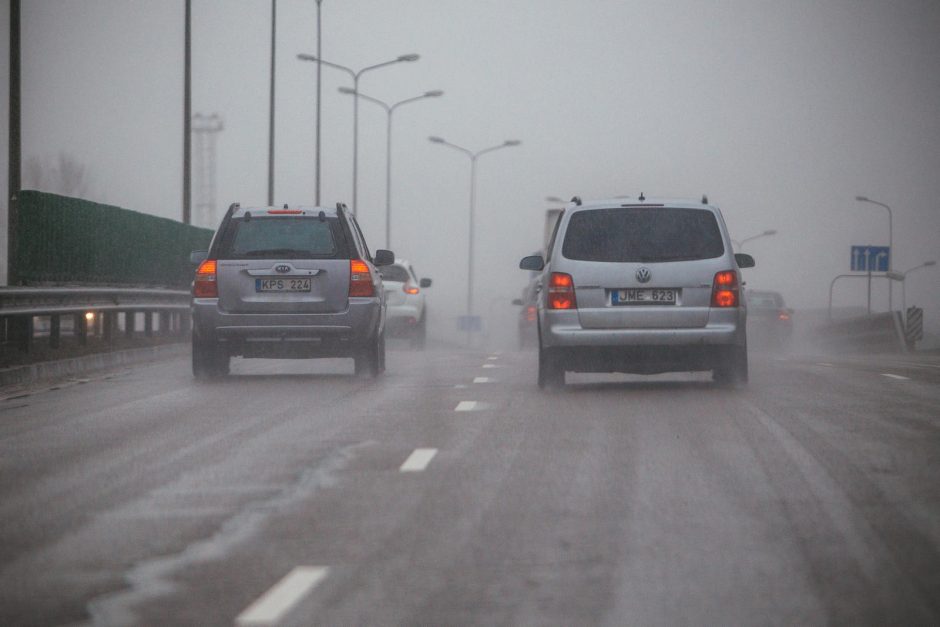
[0,287,192,354]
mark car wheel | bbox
[713,344,748,387]
[355,334,383,377]
[410,315,426,350]
[537,343,564,389]
[193,338,228,380]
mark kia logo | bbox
[275,264,291,273]
[636,267,652,283]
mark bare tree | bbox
[21,152,91,198]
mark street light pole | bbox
[856,196,894,310]
[298,53,419,215]
[732,229,777,251]
[338,87,443,249]
[428,137,522,342]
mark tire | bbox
[537,343,564,389]
[193,338,229,380]
[713,344,748,387]
[410,316,426,350]
[355,333,385,377]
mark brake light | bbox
[778,311,791,321]
[403,285,420,295]
[193,259,218,298]
[525,305,537,321]
[548,272,577,309]
[349,259,374,297]
[710,270,739,307]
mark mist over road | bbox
[2,347,939,625]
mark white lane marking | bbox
[453,384,468,389]
[817,363,834,367]
[881,373,910,380]
[400,448,438,472]
[236,566,329,626]
[455,401,478,411]
[487,356,499,360]
[474,377,493,383]
[482,364,506,369]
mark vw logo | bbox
[275,264,291,273]
[636,267,652,283]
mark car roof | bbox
[571,197,719,212]
[230,205,341,218]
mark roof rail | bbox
[701,194,709,204]
[570,196,582,206]
[336,202,348,212]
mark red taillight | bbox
[349,259,374,297]
[525,305,537,321]
[193,259,218,298]
[778,311,791,321]
[403,285,420,295]
[548,272,577,309]
[711,270,739,308]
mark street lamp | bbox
[855,195,894,310]
[297,52,419,215]
[428,136,522,341]
[545,196,567,204]
[338,87,443,249]
[732,229,777,250]
[901,260,936,315]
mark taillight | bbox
[403,285,420,295]
[525,305,537,321]
[778,311,791,321]
[711,270,739,307]
[193,259,218,298]
[349,259,374,297]
[548,272,577,309]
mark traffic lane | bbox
[131,350,939,624]
[782,351,940,385]
[0,348,474,626]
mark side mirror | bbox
[190,250,208,264]
[519,255,545,271]
[734,253,755,269]
[419,278,432,288]
[373,249,395,266]
[512,298,523,306]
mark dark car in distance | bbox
[745,289,793,350]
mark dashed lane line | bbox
[400,448,438,472]
[473,377,494,383]
[235,566,329,626]
[455,401,478,411]
[881,373,910,381]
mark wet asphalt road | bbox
[1,346,939,625]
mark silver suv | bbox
[519,195,755,388]
[190,203,394,379]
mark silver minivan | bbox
[190,203,394,379]
[519,196,755,388]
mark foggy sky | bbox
[5,0,940,346]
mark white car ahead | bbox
[380,259,431,348]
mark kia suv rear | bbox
[190,203,394,379]
[519,195,754,388]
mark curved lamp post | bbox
[338,87,443,249]
[297,52,419,214]
[428,136,521,339]
[901,260,936,315]
[732,229,777,251]
[855,195,894,310]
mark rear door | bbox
[215,214,350,314]
[559,206,727,329]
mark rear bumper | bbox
[385,304,422,336]
[191,297,382,357]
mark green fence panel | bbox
[13,190,213,288]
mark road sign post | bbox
[852,245,891,315]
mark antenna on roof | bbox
[701,194,708,204]
[639,192,645,201]
[570,196,582,206]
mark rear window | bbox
[380,265,411,283]
[748,292,783,308]
[562,207,725,262]
[217,217,346,259]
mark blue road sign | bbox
[851,245,890,272]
